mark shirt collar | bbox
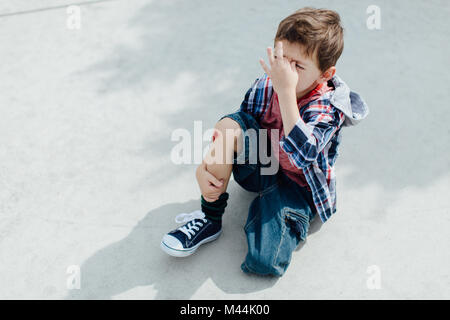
[296,81,329,106]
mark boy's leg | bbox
[201,116,243,197]
[241,172,316,277]
[195,116,243,223]
[161,110,279,258]
[200,110,280,226]
[218,111,279,194]
[160,115,245,257]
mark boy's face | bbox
[277,39,336,99]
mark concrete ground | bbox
[0,0,449,299]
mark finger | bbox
[259,58,270,75]
[202,163,223,187]
[206,171,223,188]
[206,187,221,197]
[267,47,275,65]
[274,40,283,61]
[203,195,218,202]
[290,60,296,71]
[208,182,222,191]
[206,189,221,199]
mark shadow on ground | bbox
[65,182,322,299]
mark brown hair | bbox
[274,7,344,72]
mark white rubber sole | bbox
[160,230,222,258]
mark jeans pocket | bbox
[282,208,310,242]
[268,208,307,276]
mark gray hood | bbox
[329,75,369,126]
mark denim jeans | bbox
[219,111,317,277]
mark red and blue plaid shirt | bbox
[239,73,346,223]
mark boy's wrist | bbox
[276,87,296,99]
[277,88,300,136]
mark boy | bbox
[160,7,369,276]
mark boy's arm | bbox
[258,40,345,169]
[239,73,273,122]
[279,98,345,169]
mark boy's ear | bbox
[320,67,336,82]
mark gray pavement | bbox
[0,0,449,299]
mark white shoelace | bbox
[175,210,207,240]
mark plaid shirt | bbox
[239,73,346,223]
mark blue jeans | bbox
[219,111,317,277]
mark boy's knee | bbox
[241,256,285,277]
[213,117,243,153]
[216,117,241,130]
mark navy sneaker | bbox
[160,210,222,257]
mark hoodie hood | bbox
[328,75,369,126]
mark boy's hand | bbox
[196,162,223,202]
[259,41,298,97]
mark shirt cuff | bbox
[280,117,313,154]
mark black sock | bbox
[201,192,229,224]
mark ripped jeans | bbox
[219,111,317,277]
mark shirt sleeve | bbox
[239,73,273,122]
[280,101,345,169]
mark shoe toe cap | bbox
[162,234,184,250]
